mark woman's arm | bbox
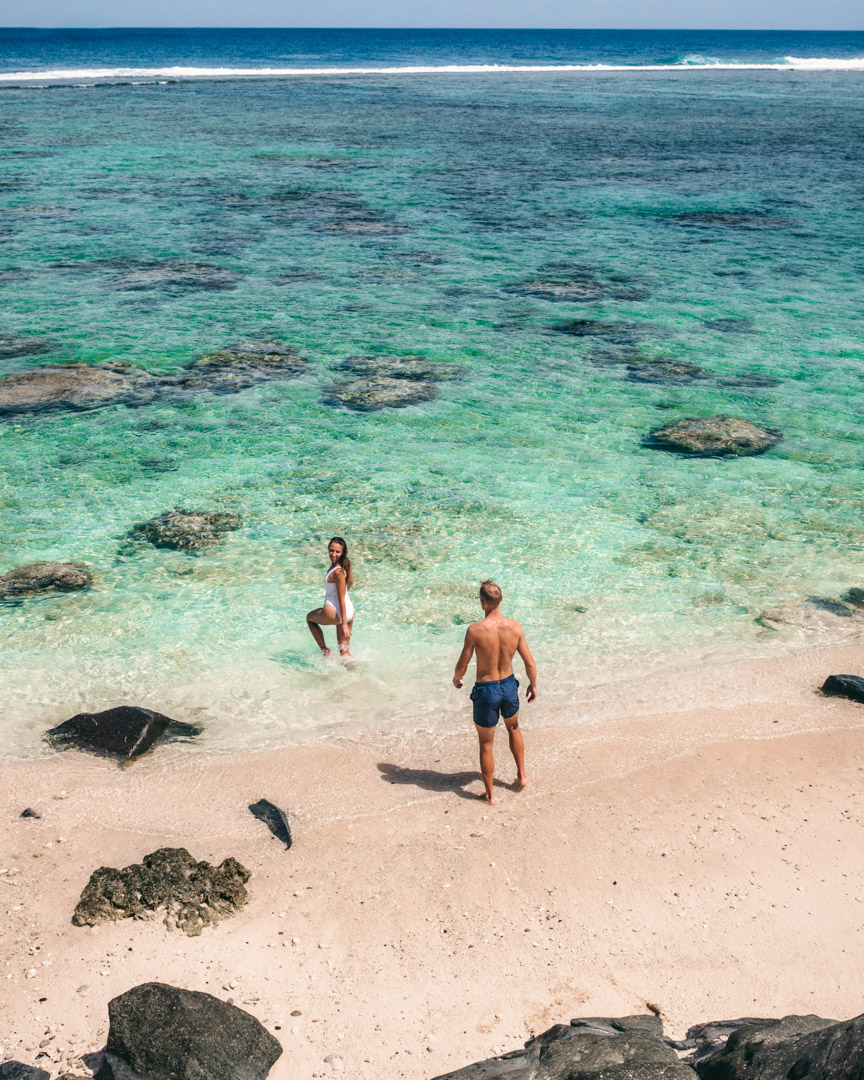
[335,567,350,636]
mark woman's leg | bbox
[306,605,339,657]
[336,617,354,658]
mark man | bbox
[452,580,537,804]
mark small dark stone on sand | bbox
[0,561,92,599]
[645,416,781,457]
[325,376,438,411]
[841,588,864,609]
[98,983,281,1080]
[249,799,293,849]
[20,807,40,819]
[130,508,243,551]
[821,675,864,704]
[74,848,250,936]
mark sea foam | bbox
[1,57,864,83]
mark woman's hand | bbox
[341,622,351,639]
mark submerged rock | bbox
[645,416,781,457]
[0,332,51,358]
[433,1015,691,1080]
[130,508,243,551]
[0,561,92,598]
[338,355,464,381]
[47,705,197,760]
[249,799,293,849]
[696,1013,852,1080]
[668,210,791,230]
[98,983,281,1080]
[703,317,757,333]
[184,339,306,391]
[0,362,159,417]
[110,262,242,291]
[758,595,864,632]
[509,275,650,302]
[821,674,864,703]
[74,849,250,936]
[550,319,646,345]
[325,376,438,411]
[318,218,408,236]
[626,359,709,384]
[716,373,781,389]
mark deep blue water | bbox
[1,29,864,758]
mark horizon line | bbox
[4,25,864,33]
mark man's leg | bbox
[474,723,496,804]
[503,713,528,789]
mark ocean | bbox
[1,28,863,759]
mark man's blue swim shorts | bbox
[470,674,520,728]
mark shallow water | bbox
[2,30,864,759]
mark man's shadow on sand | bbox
[377,763,521,801]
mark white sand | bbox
[2,643,864,1078]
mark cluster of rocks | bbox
[758,587,864,632]
[325,354,464,412]
[2,982,282,1080]
[433,1010,864,1080]
[73,848,251,937]
[0,338,307,419]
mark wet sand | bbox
[2,642,864,1077]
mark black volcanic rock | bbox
[74,849,250,936]
[47,705,195,761]
[97,982,281,1079]
[129,508,243,551]
[696,1013,853,1080]
[0,1064,51,1080]
[645,416,781,457]
[249,799,293,849]
[821,674,864,704]
[0,561,92,598]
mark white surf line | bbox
[1,57,864,82]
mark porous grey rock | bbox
[0,1064,51,1080]
[0,561,92,598]
[187,340,306,389]
[695,1012,860,1080]
[821,674,864,703]
[129,508,243,551]
[0,333,51,358]
[626,359,709,384]
[73,848,250,936]
[325,376,438,411]
[432,1015,692,1080]
[338,355,464,381]
[319,218,408,236]
[47,705,197,761]
[757,595,864,632]
[550,319,645,345]
[0,363,159,417]
[97,982,281,1079]
[110,263,242,291]
[645,416,781,457]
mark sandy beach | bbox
[2,641,864,1077]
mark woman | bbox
[306,536,354,659]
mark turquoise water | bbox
[2,31,864,758]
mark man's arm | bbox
[453,628,475,689]
[517,630,538,701]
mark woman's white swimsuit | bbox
[324,564,354,622]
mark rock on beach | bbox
[47,704,198,761]
[97,982,281,1079]
[645,415,781,457]
[0,561,92,599]
[0,1064,51,1080]
[129,508,243,551]
[74,848,250,936]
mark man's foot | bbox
[479,791,496,805]
[322,647,331,659]
[517,773,528,789]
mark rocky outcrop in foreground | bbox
[96,982,281,1080]
[433,1011,864,1080]
[47,705,199,761]
[0,1063,50,1080]
[74,848,250,936]
[128,508,242,551]
[645,416,781,457]
[0,562,92,599]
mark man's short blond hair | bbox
[480,580,502,606]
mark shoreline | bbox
[2,641,864,1076]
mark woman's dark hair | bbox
[329,536,353,590]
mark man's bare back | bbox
[452,580,537,804]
